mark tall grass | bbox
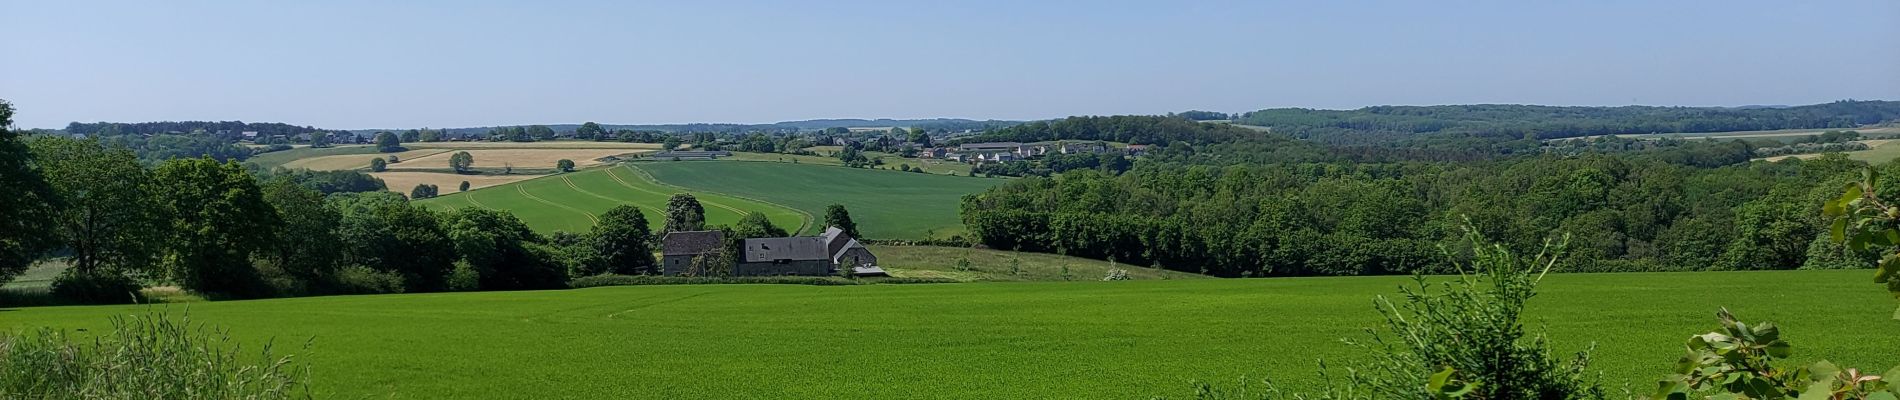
[0,311,309,399]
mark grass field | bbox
[281,148,451,171]
[631,161,1003,239]
[872,245,1204,281]
[373,171,546,194]
[0,270,1894,398]
[393,149,642,172]
[414,165,807,234]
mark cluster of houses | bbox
[660,226,885,277]
[917,140,1149,163]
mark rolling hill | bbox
[414,165,806,234]
[629,160,1003,239]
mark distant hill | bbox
[352,118,1020,136]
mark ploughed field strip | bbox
[415,165,806,234]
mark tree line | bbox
[962,152,1876,277]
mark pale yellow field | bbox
[404,141,661,150]
[371,171,544,195]
[1754,139,1896,162]
[281,149,450,171]
[390,149,646,171]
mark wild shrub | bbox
[330,265,404,295]
[1102,268,1131,281]
[48,268,144,305]
[1648,309,1899,399]
[1183,224,1603,399]
[447,260,481,292]
[0,311,309,399]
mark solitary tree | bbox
[410,184,438,199]
[824,204,860,239]
[152,158,280,298]
[0,100,58,285]
[449,151,474,173]
[731,211,788,239]
[556,159,575,172]
[590,205,657,275]
[29,138,165,276]
[459,181,471,192]
[576,122,605,141]
[374,131,402,152]
[663,193,706,232]
[369,157,387,172]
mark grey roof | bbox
[662,231,725,256]
[831,238,866,263]
[822,226,848,255]
[741,237,830,263]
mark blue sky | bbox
[4,0,1896,129]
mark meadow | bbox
[0,270,1894,399]
[632,161,1003,239]
[414,165,807,234]
[869,245,1205,281]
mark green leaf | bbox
[1765,341,1792,359]
[1867,392,1897,400]
[1833,218,1849,243]
[1877,254,1899,283]
[1866,168,1879,186]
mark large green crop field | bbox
[414,165,807,234]
[631,161,1003,239]
[1,270,1895,399]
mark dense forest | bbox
[962,153,1875,277]
[65,121,325,137]
[1236,100,1900,145]
[956,101,1900,277]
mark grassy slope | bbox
[631,161,1003,239]
[873,245,1203,281]
[415,165,806,234]
[0,270,1894,398]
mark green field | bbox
[871,245,1205,281]
[631,161,1003,239]
[414,165,807,234]
[1,270,1895,398]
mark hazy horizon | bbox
[6,0,1897,130]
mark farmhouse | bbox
[660,226,882,277]
[661,230,725,276]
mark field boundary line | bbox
[517,184,598,224]
[605,165,760,217]
[622,163,815,235]
[562,173,667,216]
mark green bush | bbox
[1183,224,1603,399]
[447,261,481,292]
[331,265,404,295]
[1649,309,1899,399]
[0,311,309,399]
[48,269,144,305]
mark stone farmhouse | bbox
[659,226,884,277]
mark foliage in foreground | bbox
[1821,168,1900,319]
[1648,309,1899,400]
[1184,225,1603,399]
[0,311,308,399]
